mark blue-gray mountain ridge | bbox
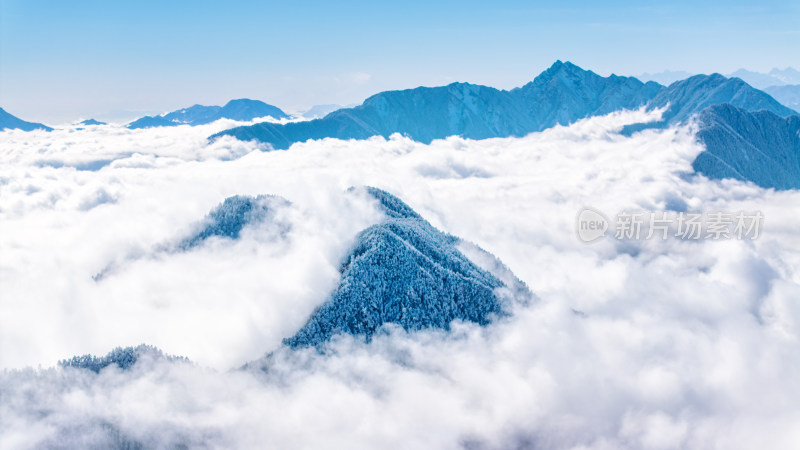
[692,104,800,190]
[127,99,289,129]
[211,61,799,189]
[0,107,53,131]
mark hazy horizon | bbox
[1,0,799,123]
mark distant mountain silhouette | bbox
[767,68,800,85]
[77,118,107,126]
[727,67,800,89]
[641,68,800,90]
[764,85,800,111]
[637,70,694,86]
[0,107,52,131]
[300,104,344,119]
[128,99,288,129]
[128,115,177,128]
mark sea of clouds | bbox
[1,110,799,448]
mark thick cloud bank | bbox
[1,111,799,448]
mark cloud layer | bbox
[1,110,799,448]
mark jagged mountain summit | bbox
[693,104,800,190]
[284,187,530,348]
[212,61,662,149]
[511,61,663,130]
[0,107,53,132]
[127,99,289,129]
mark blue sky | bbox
[1,0,798,123]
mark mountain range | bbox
[127,99,289,129]
[213,62,794,149]
[0,107,52,131]
[212,61,663,148]
[211,61,798,189]
[4,62,799,190]
[639,68,800,90]
[728,68,800,89]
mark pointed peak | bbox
[348,186,422,220]
[530,60,593,85]
[546,60,584,73]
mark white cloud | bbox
[1,109,799,448]
[347,71,373,85]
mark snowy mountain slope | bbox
[512,60,662,131]
[180,195,291,250]
[284,187,529,348]
[693,104,800,190]
[646,74,797,124]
